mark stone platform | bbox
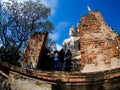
[0,62,120,90]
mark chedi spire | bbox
[87,6,91,12]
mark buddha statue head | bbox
[69,26,77,37]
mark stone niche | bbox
[78,10,120,72]
[20,32,48,69]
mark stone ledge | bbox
[0,62,120,83]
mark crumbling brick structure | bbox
[20,32,48,69]
[78,11,120,71]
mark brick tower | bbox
[78,10,120,72]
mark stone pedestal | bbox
[71,50,81,71]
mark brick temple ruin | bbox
[18,10,120,72]
[20,32,48,69]
[79,10,120,72]
[0,10,120,90]
[63,10,120,72]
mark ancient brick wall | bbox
[78,11,120,71]
[1,61,120,90]
[20,32,48,69]
[117,36,120,48]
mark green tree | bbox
[0,0,54,63]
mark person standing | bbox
[58,49,65,71]
[65,49,72,71]
[53,50,59,70]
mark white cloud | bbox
[49,21,69,41]
[41,0,58,15]
[56,21,69,31]
[56,44,62,51]
[49,32,59,41]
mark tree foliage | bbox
[0,0,54,63]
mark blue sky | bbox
[1,0,120,50]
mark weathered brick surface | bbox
[20,32,48,69]
[78,11,120,69]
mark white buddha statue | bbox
[62,26,80,51]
